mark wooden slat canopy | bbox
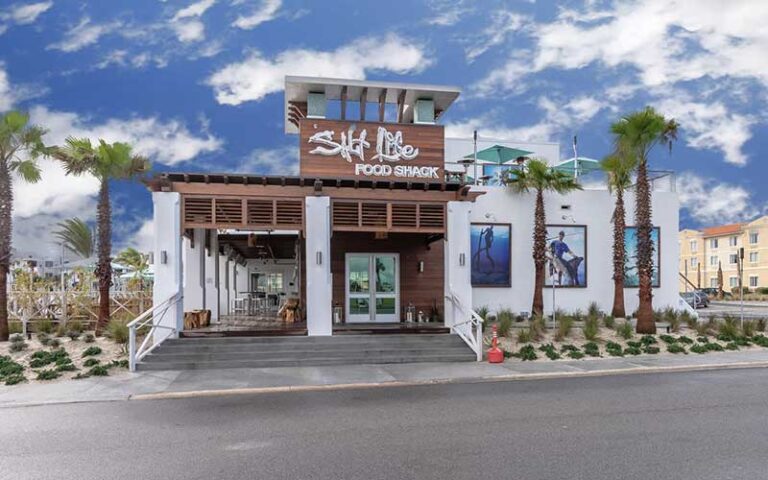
[183,195,304,230]
[331,200,445,233]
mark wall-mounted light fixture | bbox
[459,253,466,266]
[316,251,323,265]
[160,251,168,265]
[418,260,424,273]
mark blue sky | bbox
[2,0,767,257]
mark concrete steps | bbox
[137,334,475,370]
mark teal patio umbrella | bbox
[463,145,534,165]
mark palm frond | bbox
[10,159,42,183]
[53,218,95,259]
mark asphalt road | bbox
[697,300,768,319]
[2,369,768,480]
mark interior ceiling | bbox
[219,233,298,260]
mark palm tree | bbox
[54,217,95,259]
[0,111,49,341]
[115,247,149,290]
[601,153,637,318]
[610,107,678,333]
[506,159,581,316]
[53,139,150,334]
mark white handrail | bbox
[445,290,484,361]
[128,293,182,372]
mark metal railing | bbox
[128,293,182,372]
[445,291,484,361]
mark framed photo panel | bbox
[624,226,661,287]
[544,225,587,287]
[470,223,511,287]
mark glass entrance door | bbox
[345,254,399,323]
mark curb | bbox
[129,360,768,401]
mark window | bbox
[730,277,739,288]
[710,239,719,249]
[729,254,738,265]
[710,277,718,288]
[749,276,759,288]
[750,251,759,263]
[750,232,759,244]
[729,236,738,247]
[690,240,698,252]
[690,257,699,268]
[266,273,283,292]
[710,256,718,266]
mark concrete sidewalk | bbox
[3,350,768,407]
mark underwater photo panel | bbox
[470,223,511,287]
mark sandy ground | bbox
[0,333,128,384]
[488,323,767,361]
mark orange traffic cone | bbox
[488,324,503,363]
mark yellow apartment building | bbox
[679,216,768,292]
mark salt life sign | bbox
[300,119,444,183]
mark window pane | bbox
[349,298,369,315]
[375,297,396,315]
[374,256,396,293]
[348,256,370,293]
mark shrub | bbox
[55,323,67,337]
[36,369,61,381]
[555,315,574,341]
[518,345,537,361]
[66,331,81,341]
[659,335,677,344]
[624,346,641,356]
[626,340,642,348]
[0,356,24,379]
[49,338,61,348]
[107,319,129,345]
[583,342,601,357]
[83,333,95,343]
[587,302,602,319]
[725,342,740,351]
[642,345,660,354]
[567,350,585,359]
[640,335,657,346]
[697,336,709,343]
[539,343,561,360]
[719,316,740,339]
[690,344,708,354]
[82,346,102,357]
[36,318,54,334]
[667,344,687,354]
[560,344,578,352]
[582,316,600,341]
[693,319,713,336]
[742,320,756,338]
[9,334,24,343]
[759,287,768,295]
[752,334,768,347]
[4,373,26,385]
[605,341,624,357]
[110,359,129,369]
[517,328,532,344]
[615,322,633,340]
[733,336,751,346]
[705,342,724,352]
[757,318,767,332]
[677,335,694,344]
[37,333,51,346]
[530,315,546,341]
[56,363,78,372]
[475,306,489,322]
[603,315,616,329]
[680,311,696,328]
[496,309,514,337]
[83,358,100,367]
[9,342,27,352]
[67,320,84,333]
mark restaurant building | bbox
[138,76,680,370]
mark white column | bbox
[152,192,183,343]
[204,230,219,322]
[445,201,473,328]
[218,253,229,316]
[305,196,332,336]
[236,263,248,297]
[183,230,204,311]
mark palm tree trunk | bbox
[0,164,11,341]
[635,160,655,333]
[95,179,112,335]
[611,188,626,318]
[532,189,546,316]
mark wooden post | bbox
[359,87,367,120]
[340,86,347,120]
[378,89,386,122]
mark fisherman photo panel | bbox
[470,223,511,287]
[544,225,587,287]
[624,227,661,288]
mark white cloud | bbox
[465,10,527,62]
[236,146,298,175]
[0,66,12,111]
[677,172,762,224]
[233,0,281,30]
[29,106,223,165]
[127,218,155,253]
[48,17,117,52]
[207,34,430,105]
[0,1,52,34]
[171,0,215,43]
[656,97,755,166]
[426,0,473,26]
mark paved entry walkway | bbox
[3,350,768,407]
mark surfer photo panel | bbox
[544,225,588,288]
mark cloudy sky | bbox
[2,0,767,258]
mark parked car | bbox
[699,287,732,299]
[681,291,709,308]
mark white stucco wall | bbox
[151,192,182,343]
[470,186,680,316]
